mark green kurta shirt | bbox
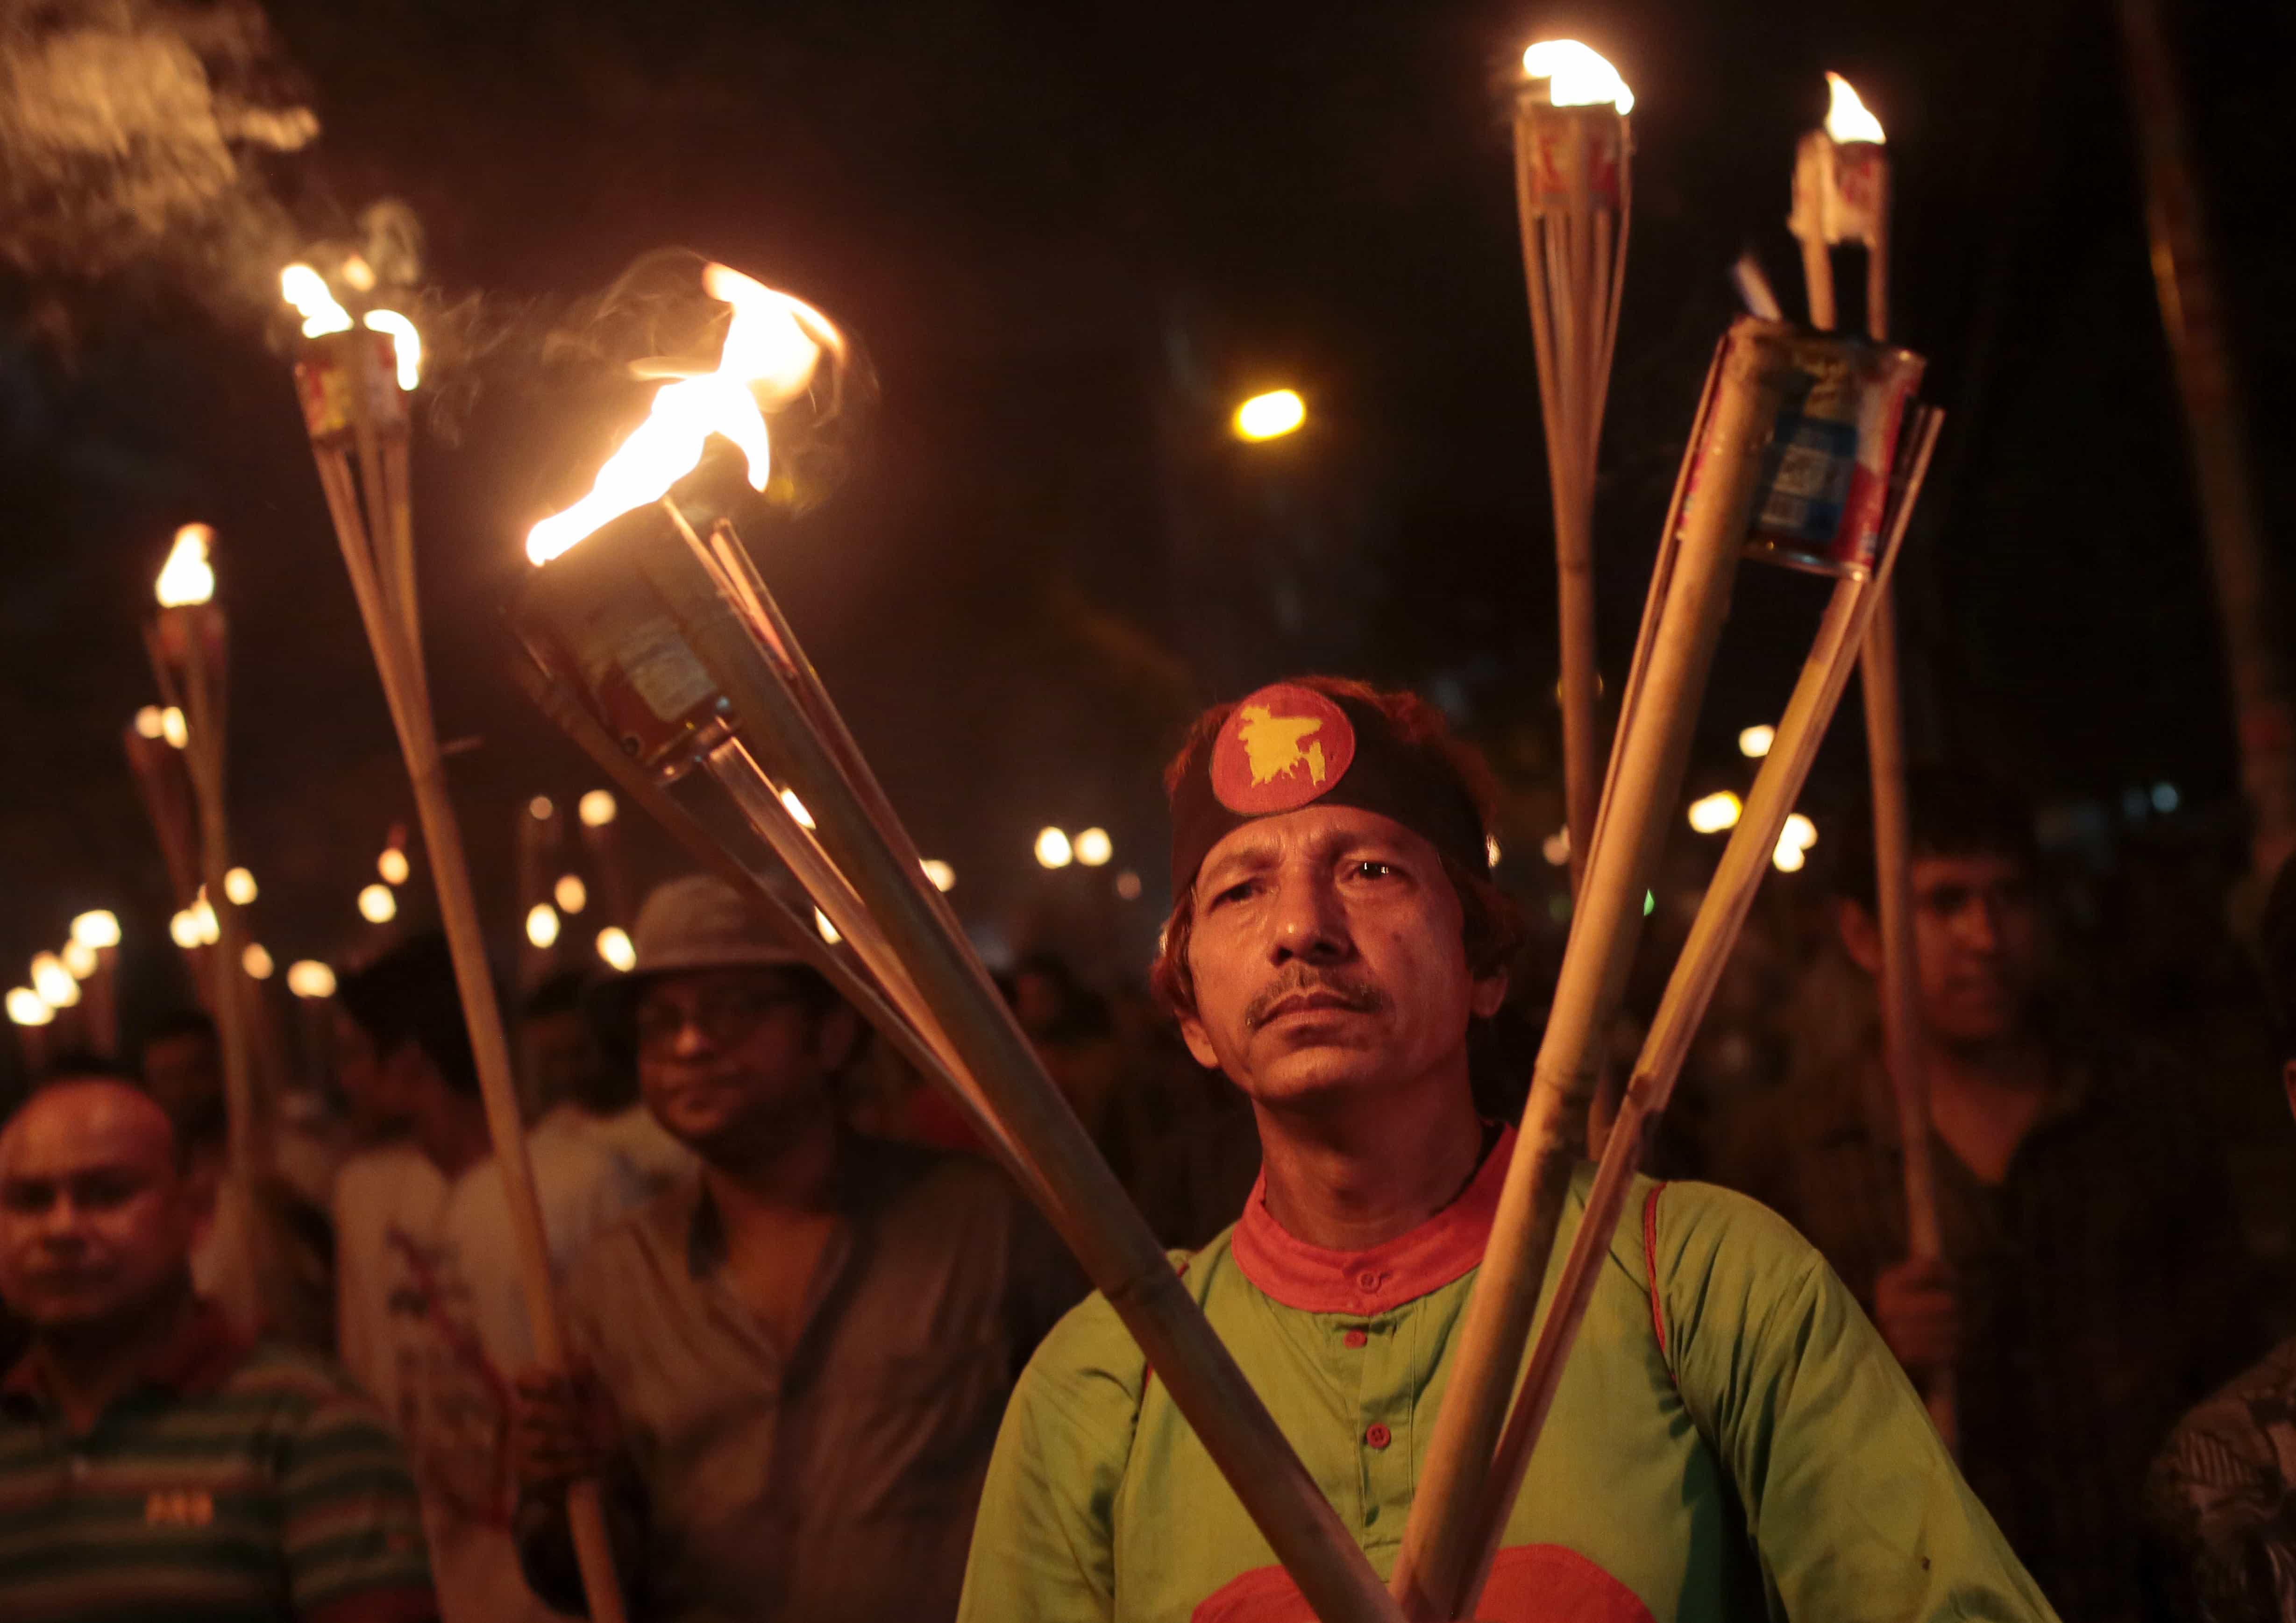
[959,1129,2058,1623]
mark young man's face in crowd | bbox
[1845,849,2042,1049]
[0,1082,192,1334]
[633,968,857,1162]
[140,1030,221,1128]
[1178,805,1506,1112]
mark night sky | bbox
[0,0,2289,1022]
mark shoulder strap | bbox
[1642,1182,1677,1388]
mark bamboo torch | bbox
[145,526,267,1181]
[1441,405,1944,1620]
[69,911,122,1058]
[512,258,1407,1623]
[7,988,53,1075]
[279,263,629,1623]
[1391,317,1828,1619]
[1513,40,1634,901]
[1791,71,1954,1446]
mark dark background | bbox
[0,0,2289,1034]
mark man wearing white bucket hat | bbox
[509,873,1076,1623]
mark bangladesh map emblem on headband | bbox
[1210,683,1358,815]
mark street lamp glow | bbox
[526,903,561,949]
[1772,837,1808,873]
[596,927,636,972]
[160,707,188,749]
[554,874,588,914]
[1034,827,1073,869]
[378,848,410,885]
[1782,813,1818,851]
[528,795,555,822]
[1522,40,1635,114]
[1687,792,1743,835]
[134,705,167,740]
[190,897,219,945]
[224,866,257,905]
[7,988,53,1027]
[286,960,337,999]
[242,943,275,980]
[169,909,201,949]
[62,940,97,979]
[578,789,618,828]
[815,908,841,945]
[30,954,78,1008]
[1073,827,1113,867]
[922,859,957,893]
[1738,725,1776,759]
[71,910,120,950]
[1234,390,1306,442]
[358,884,397,924]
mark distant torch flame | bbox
[1522,40,1634,114]
[363,310,422,390]
[156,524,216,608]
[281,264,353,337]
[1824,73,1884,144]
[525,263,839,565]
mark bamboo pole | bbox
[293,332,629,1623]
[1446,408,1944,1617]
[529,498,1405,1623]
[1391,320,1798,1621]
[1798,122,1955,1446]
[147,607,266,1184]
[2118,0,2296,880]
[1513,92,1631,902]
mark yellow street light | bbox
[1234,389,1306,442]
[578,790,618,828]
[1074,827,1113,867]
[596,928,636,973]
[1034,827,1073,869]
[62,940,97,979]
[378,848,410,885]
[358,884,397,923]
[242,943,275,980]
[1738,725,1776,759]
[7,988,53,1027]
[224,866,257,905]
[526,903,561,949]
[286,961,337,999]
[921,859,956,893]
[71,910,120,950]
[30,954,78,1008]
[554,874,589,914]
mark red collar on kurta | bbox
[1230,1124,1513,1315]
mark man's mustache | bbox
[1245,970,1390,1031]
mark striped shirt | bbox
[0,1297,435,1623]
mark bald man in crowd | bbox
[0,1071,436,1622]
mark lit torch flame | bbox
[281,264,353,336]
[525,263,840,566]
[363,310,423,390]
[156,524,215,607]
[1824,72,1885,144]
[1522,40,1634,114]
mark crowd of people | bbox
[0,674,2292,1622]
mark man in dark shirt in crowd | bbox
[1715,767,2258,1622]
[2147,855,2296,1623]
[0,1069,434,1622]
[510,873,1076,1623]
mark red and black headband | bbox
[1167,680,1492,895]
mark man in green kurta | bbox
[959,676,2058,1623]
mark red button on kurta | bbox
[1343,1329,1367,1349]
[1365,1423,1391,1450]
